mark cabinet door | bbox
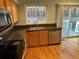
[29,36,39,46]
[11,0,19,23]
[40,31,48,45]
[0,0,6,9]
[5,0,12,12]
[28,31,40,47]
[5,0,13,21]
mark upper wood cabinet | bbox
[5,0,13,22]
[0,0,19,24]
[11,0,19,23]
[5,0,12,12]
[0,0,6,9]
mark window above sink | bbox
[26,6,47,24]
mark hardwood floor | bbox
[24,37,79,59]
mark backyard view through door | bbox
[62,7,79,37]
[57,6,79,37]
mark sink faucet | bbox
[33,21,37,24]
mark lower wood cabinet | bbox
[29,31,39,47]
[40,31,48,45]
[26,30,61,47]
[26,30,48,47]
[29,36,39,46]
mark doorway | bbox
[62,6,79,37]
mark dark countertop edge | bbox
[14,23,56,28]
[26,28,62,32]
[13,23,62,32]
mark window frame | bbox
[25,6,47,24]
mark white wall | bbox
[16,0,79,25]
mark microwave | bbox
[0,9,13,32]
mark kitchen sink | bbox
[28,27,47,30]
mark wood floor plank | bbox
[24,37,79,59]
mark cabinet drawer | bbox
[40,31,48,35]
[28,31,39,36]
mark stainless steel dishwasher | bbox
[49,29,61,44]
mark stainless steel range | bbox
[0,9,13,32]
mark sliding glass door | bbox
[62,8,70,37]
[61,6,79,37]
[69,8,79,36]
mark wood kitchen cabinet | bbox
[0,0,6,9]
[26,30,48,47]
[0,0,19,24]
[29,31,40,47]
[11,0,19,23]
[5,0,12,13]
[5,0,13,21]
[26,31,40,47]
[40,31,48,45]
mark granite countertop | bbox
[14,23,56,29]
[14,23,62,32]
[26,27,62,32]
